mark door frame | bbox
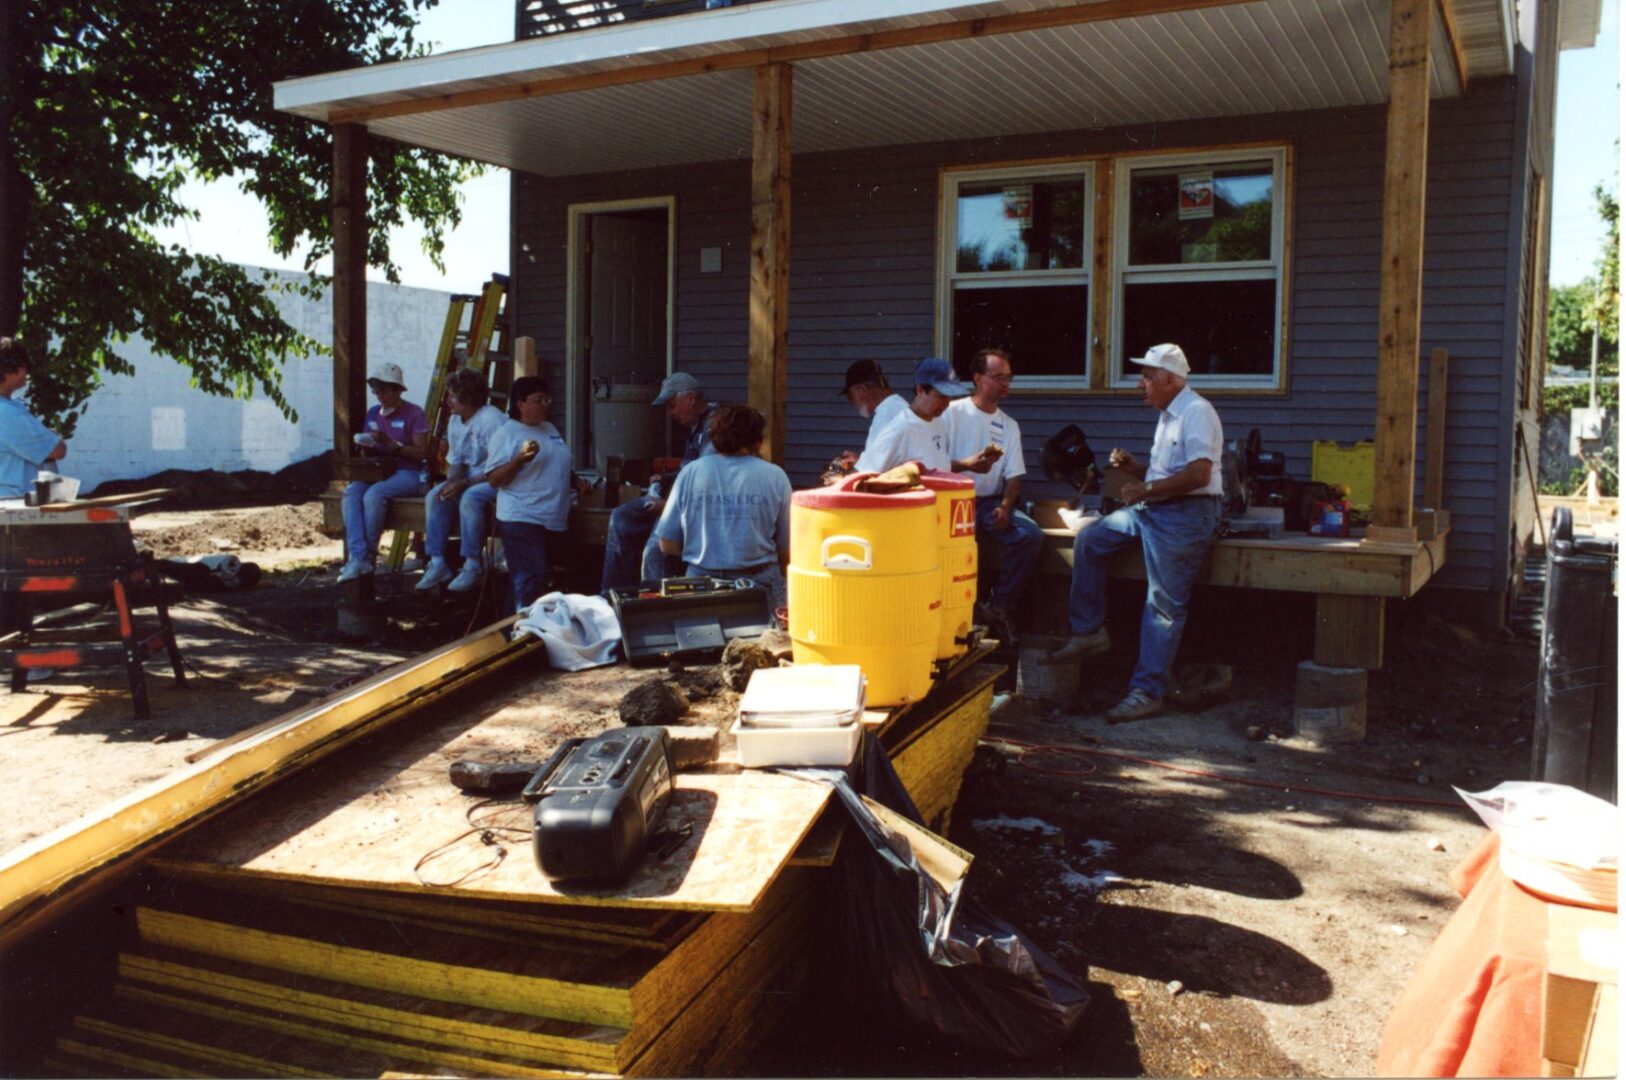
[564,195,676,463]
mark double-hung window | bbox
[939,163,1091,385]
[1113,147,1287,388]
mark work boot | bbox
[1042,626,1110,665]
[416,558,454,591]
[447,560,484,593]
[1105,687,1164,723]
[336,559,374,583]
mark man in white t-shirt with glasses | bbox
[945,347,1043,643]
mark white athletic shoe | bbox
[336,559,374,583]
[417,558,454,591]
[447,561,484,593]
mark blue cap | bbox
[913,357,968,398]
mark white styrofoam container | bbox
[735,720,863,768]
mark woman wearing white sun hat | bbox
[339,362,431,582]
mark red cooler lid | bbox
[792,467,937,510]
[918,468,973,492]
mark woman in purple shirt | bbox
[338,362,430,581]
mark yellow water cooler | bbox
[918,469,977,661]
[787,474,940,707]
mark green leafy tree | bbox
[1546,185,1620,377]
[0,1,477,436]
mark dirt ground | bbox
[1,500,1543,1076]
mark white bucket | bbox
[1017,635,1081,702]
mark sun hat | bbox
[367,361,408,390]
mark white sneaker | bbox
[417,558,454,591]
[447,561,484,593]
[336,559,374,583]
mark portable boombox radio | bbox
[523,728,674,883]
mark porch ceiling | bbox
[275,0,1512,177]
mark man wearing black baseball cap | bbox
[1046,344,1224,723]
[820,360,908,484]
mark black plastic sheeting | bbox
[782,734,1089,1058]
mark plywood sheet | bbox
[158,665,830,913]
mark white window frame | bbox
[1111,146,1288,390]
[938,161,1094,389]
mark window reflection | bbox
[956,179,1085,273]
[1128,163,1273,266]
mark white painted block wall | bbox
[60,268,453,493]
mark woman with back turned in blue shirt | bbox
[653,403,793,610]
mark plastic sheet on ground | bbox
[781,734,1090,1058]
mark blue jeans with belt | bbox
[975,496,1043,613]
[1067,497,1221,698]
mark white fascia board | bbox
[1557,0,1603,49]
[274,0,1014,119]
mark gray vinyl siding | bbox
[513,78,1531,592]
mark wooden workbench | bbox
[1038,524,1449,669]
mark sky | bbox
[1548,0,1620,287]
[156,0,1620,292]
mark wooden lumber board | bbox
[49,1041,208,1079]
[0,615,539,946]
[1038,528,1447,598]
[151,872,698,951]
[111,983,589,1079]
[887,668,998,834]
[155,660,827,913]
[66,1000,398,1078]
[785,806,843,868]
[861,640,999,739]
[119,945,623,1073]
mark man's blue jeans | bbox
[601,496,680,593]
[975,496,1043,614]
[497,519,564,614]
[1067,497,1220,699]
[342,470,425,565]
[424,481,496,562]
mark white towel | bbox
[513,592,622,671]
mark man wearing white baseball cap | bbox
[1046,343,1224,722]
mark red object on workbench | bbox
[1375,833,1545,1077]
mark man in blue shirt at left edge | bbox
[0,338,67,500]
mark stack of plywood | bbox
[49,871,816,1078]
[39,654,1001,1078]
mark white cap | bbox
[367,362,407,390]
[1128,344,1190,378]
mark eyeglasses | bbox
[979,372,1014,383]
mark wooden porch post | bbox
[1369,0,1431,544]
[749,63,791,464]
[332,124,369,458]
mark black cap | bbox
[839,359,887,396]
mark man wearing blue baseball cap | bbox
[1046,343,1224,723]
[600,371,716,593]
[855,356,970,474]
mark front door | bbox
[580,207,669,470]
